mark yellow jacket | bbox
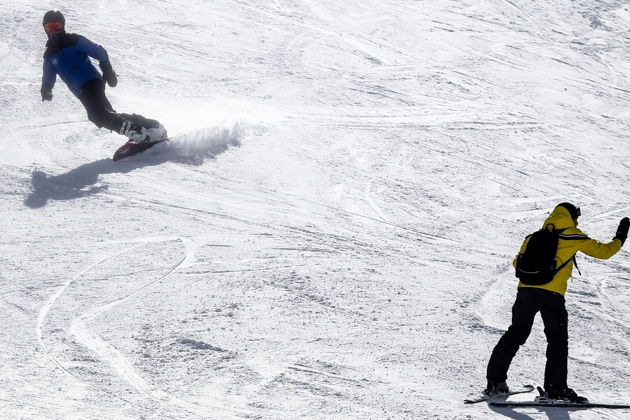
[514,206,622,296]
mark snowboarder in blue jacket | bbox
[40,10,167,149]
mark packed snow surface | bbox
[1,0,629,418]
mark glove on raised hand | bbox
[99,61,118,87]
[40,84,53,101]
[614,217,629,246]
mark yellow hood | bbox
[541,206,576,231]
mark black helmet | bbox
[43,10,65,27]
[557,202,581,220]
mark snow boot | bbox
[119,114,166,142]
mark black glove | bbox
[614,217,629,246]
[40,84,53,101]
[99,61,118,87]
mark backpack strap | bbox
[554,254,575,274]
[553,228,576,275]
[572,255,581,276]
[554,229,582,277]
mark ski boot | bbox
[545,385,588,403]
[484,379,510,396]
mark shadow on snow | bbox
[24,127,242,208]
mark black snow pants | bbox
[78,78,155,133]
[486,287,569,389]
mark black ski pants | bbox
[78,79,152,133]
[486,287,568,389]
[78,78,125,132]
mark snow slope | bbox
[1,0,629,418]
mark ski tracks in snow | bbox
[35,243,145,410]
[37,236,246,418]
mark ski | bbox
[490,400,630,409]
[489,386,630,409]
[464,384,534,404]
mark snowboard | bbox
[464,384,534,404]
[112,138,169,161]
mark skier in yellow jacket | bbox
[485,203,628,402]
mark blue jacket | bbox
[42,33,110,97]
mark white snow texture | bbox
[1,1,629,419]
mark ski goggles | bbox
[44,22,64,33]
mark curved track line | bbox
[36,243,142,362]
[69,238,252,418]
[36,243,144,408]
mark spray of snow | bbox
[145,123,246,165]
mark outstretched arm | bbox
[576,224,623,259]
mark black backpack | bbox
[515,225,573,285]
